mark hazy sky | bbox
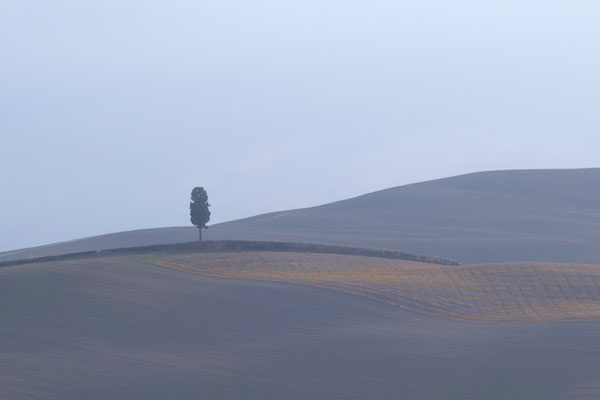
[1,0,599,251]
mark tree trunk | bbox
[198,227,202,241]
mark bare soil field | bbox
[2,254,600,399]
[149,251,600,322]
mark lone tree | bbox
[190,187,211,241]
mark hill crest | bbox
[3,168,600,264]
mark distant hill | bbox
[3,168,600,263]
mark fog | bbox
[1,0,599,251]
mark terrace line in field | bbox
[147,251,600,323]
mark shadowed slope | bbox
[3,168,600,263]
[2,256,600,399]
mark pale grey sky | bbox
[1,0,599,251]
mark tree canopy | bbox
[190,187,211,240]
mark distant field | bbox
[146,251,600,322]
[0,240,459,268]
[5,168,600,264]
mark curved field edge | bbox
[0,240,459,268]
[145,252,600,323]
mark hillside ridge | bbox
[0,240,460,268]
[3,168,600,264]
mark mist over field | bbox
[2,1,600,399]
[1,0,600,251]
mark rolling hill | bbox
[3,168,600,263]
[3,249,600,399]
